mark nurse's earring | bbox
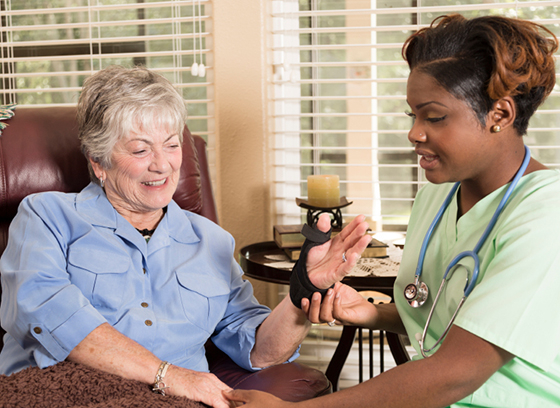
[491,125,502,133]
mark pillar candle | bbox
[307,175,340,207]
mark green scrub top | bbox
[394,170,560,408]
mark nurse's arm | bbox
[226,325,514,408]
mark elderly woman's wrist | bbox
[289,224,334,309]
[152,360,172,395]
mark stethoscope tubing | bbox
[415,145,531,357]
[413,183,459,281]
[421,288,467,356]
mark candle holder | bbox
[296,197,353,229]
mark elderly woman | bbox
[0,66,372,408]
[226,14,560,408]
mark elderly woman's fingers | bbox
[305,215,373,290]
[328,216,372,272]
[319,232,372,288]
[314,214,369,255]
[339,233,373,270]
[350,233,373,259]
[336,216,371,253]
[336,214,367,241]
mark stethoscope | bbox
[404,145,531,358]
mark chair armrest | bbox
[206,341,332,401]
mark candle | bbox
[307,175,340,208]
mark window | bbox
[271,0,560,230]
[271,1,560,387]
[0,0,214,143]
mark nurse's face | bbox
[93,127,183,223]
[406,70,495,185]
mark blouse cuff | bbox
[32,304,106,366]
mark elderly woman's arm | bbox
[68,322,234,408]
[250,214,372,367]
[250,296,311,367]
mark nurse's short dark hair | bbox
[402,14,558,135]
[77,65,187,184]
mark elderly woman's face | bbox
[97,127,182,220]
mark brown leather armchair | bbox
[0,106,331,401]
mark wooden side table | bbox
[239,241,410,391]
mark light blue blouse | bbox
[0,183,281,375]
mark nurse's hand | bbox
[301,282,378,328]
[306,214,372,290]
[223,389,292,408]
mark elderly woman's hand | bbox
[305,214,372,290]
[166,365,234,408]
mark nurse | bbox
[226,14,560,408]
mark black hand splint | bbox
[289,223,334,309]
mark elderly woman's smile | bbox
[95,127,183,224]
[142,179,167,186]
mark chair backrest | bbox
[0,106,218,345]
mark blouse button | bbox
[33,327,42,334]
[141,302,149,308]
[143,268,147,274]
[145,320,153,326]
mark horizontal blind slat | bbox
[271,1,560,17]
[2,49,210,63]
[0,0,210,16]
[5,34,210,49]
[2,18,211,33]
[0,66,208,78]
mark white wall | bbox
[213,0,278,305]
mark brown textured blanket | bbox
[0,361,206,408]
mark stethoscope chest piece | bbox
[404,281,429,308]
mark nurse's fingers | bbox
[332,287,348,321]
[318,288,336,323]
[301,289,335,324]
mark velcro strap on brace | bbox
[289,224,333,309]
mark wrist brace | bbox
[289,224,333,309]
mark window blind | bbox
[0,0,214,144]
[271,0,560,230]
